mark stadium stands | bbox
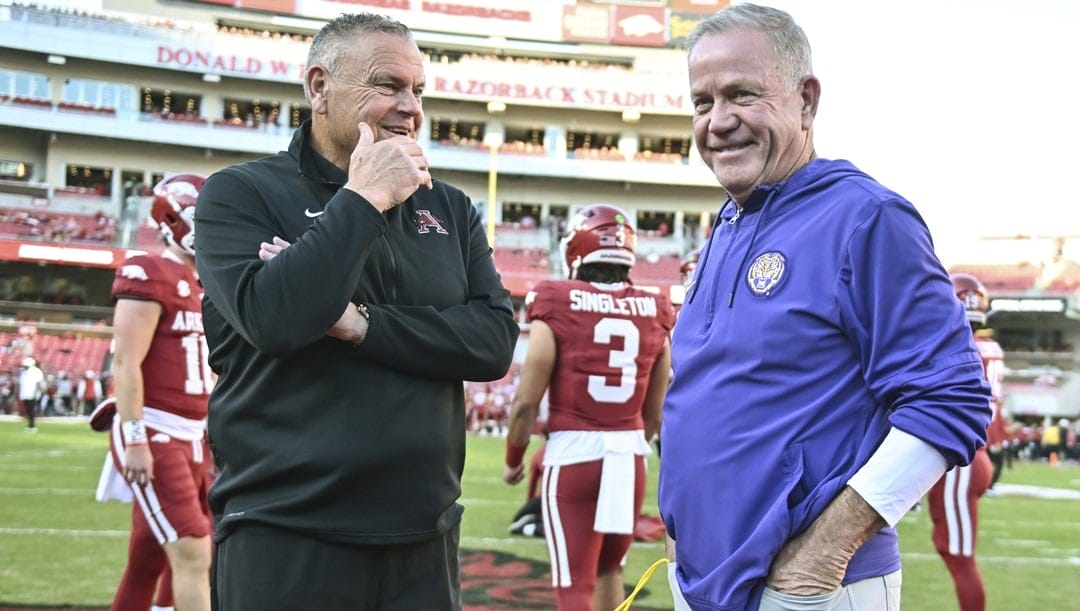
[630,254,682,287]
[0,207,118,244]
[0,331,110,376]
[493,247,551,296]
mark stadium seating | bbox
[630,254,682,287]
[57,101,117,116]
[0,332,111,375]
[0,206,117,244]
[493,247,551,296]
[134,223,165,251]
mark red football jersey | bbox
[112,252,211,420]
[526,279,674,432]
[975,335,1007,446]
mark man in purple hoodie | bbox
[658,4,992,610]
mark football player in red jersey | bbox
[90,396,175,611]
[679,247,701,289]
[108,173,214,611]
[503,204,675,611]
[927,272,1004,611]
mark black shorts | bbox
[213,521,461,610]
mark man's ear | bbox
[799,75,821,130]
[306,65,330,115]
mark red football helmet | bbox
[680,248,702,287]
[560,204,637,279]
[951,272,990,326]
[150,173,205,255]
[88,396,117,432]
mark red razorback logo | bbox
[415,209,449,235]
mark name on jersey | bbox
[569,290,658,317]
[172,310,203,333]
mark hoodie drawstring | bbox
[726,190,776,308]
[687,199,735,305]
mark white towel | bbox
[594,453,635,534]
[94,452,132,503]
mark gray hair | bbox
[686,3,812,89]
[305,13,414,96]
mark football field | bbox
[0,419,1077,610]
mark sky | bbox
[743,0,1079,265]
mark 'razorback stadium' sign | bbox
[431,77,688,113]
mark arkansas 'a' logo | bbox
[415,209,449,235]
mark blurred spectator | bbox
[1042,420,1063,461]
[55,371,73,415]
[76,370,103,416]
[17,357,44,431]
[0,372,13,414]
[39,373,59,416]
[1065,420,1078,462]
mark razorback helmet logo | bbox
[560,204,637,279]
[151,173,205,256]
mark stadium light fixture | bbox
[622,109,641,123]
[487,101,507,114]
[203,74,221,83]
[46,55,66,65]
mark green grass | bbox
[1,419,1078,609]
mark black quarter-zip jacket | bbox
[194,122,519,544]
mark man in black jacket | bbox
[194,13,519,610]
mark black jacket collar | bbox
[289,120,348,186]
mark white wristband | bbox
[122,419,148,446]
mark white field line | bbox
[0,487,96,495]
[903,513,1080,530]
[0,463,98,472]
[902,551,1080,566]
[991,483,1080,500]
[0,527,1077,568]
[0,527,129,537]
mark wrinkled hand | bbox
[767,486,882,595]
[503,463,525,485]
[124,444,153,487]
[766,527,851,595]
[345,122,432,212]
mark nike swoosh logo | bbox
[304,209,324,218]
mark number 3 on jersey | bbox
[588,317,639,403]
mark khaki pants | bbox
[758,570,902,611]
[669,565,902,611]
